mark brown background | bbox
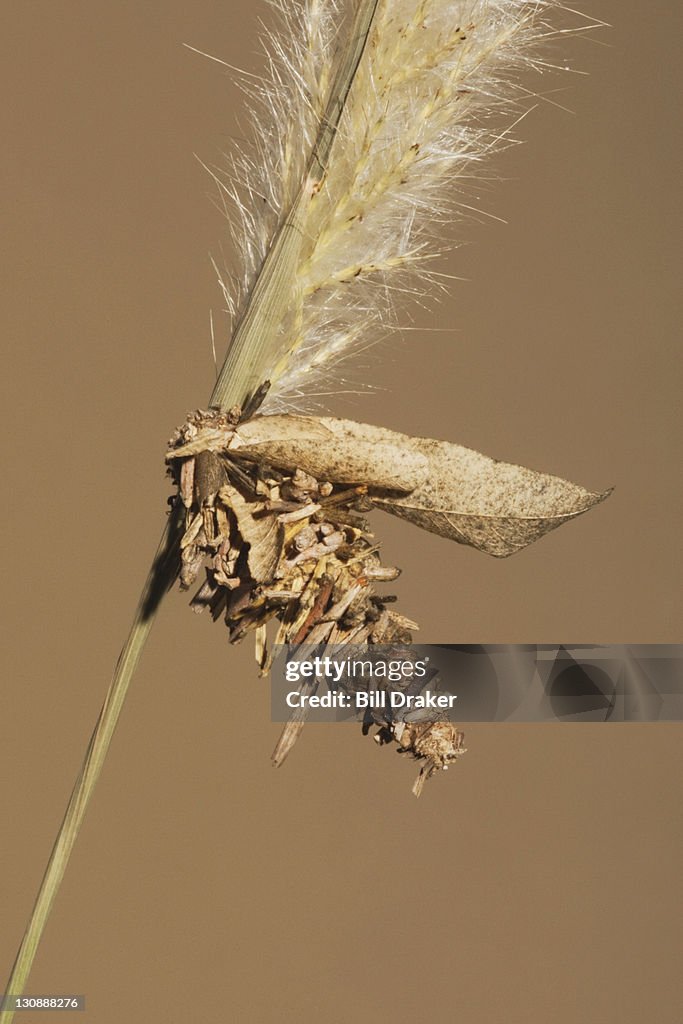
[1,2,681,1022]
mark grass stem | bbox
[1,508,182,1023]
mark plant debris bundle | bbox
[167,407,466,793]
[166,407,608,791]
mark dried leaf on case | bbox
[371,437,612,557]
[168,412,611,558]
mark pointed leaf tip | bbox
[373,439,612,557]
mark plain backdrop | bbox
[1,2,681,1022]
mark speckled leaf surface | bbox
[230,415,428,492]
[372,437,611,557]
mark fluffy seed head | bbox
[205,0,591,411]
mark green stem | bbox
[209,0,379,412]
[1,508,182,1023]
